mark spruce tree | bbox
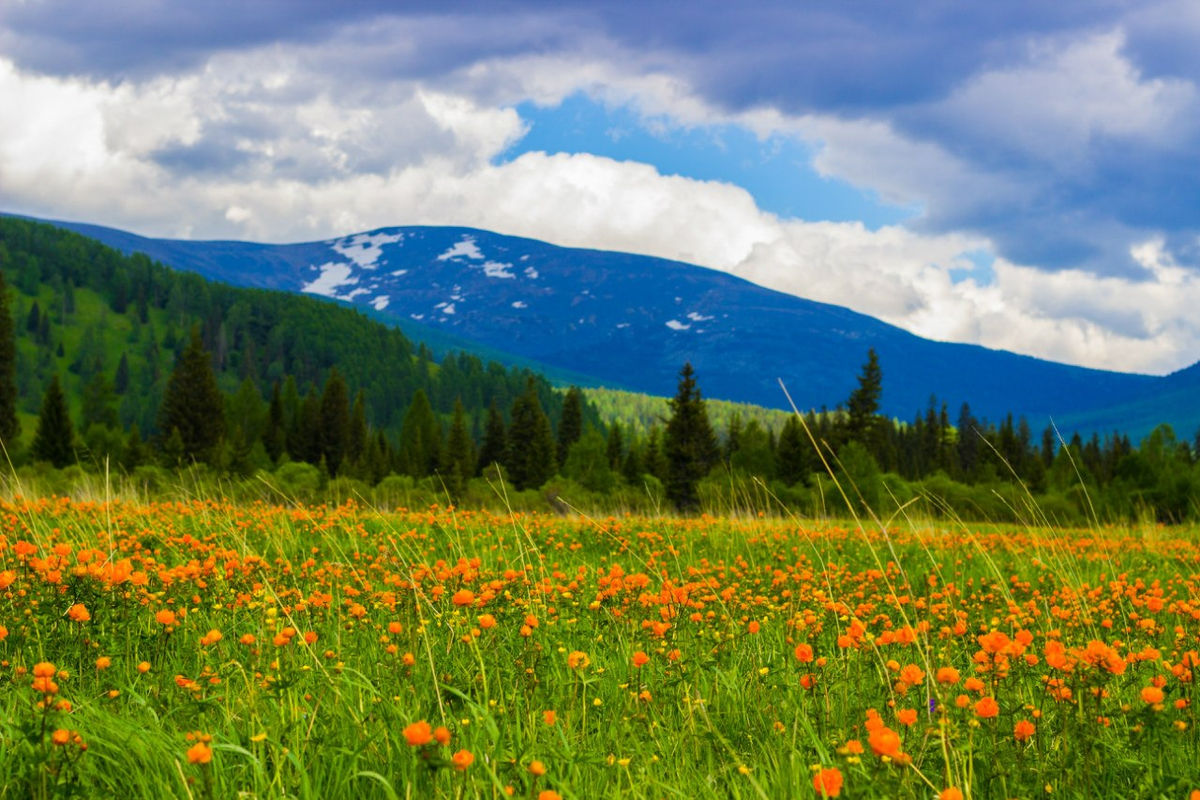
[113,352,130,394]
[444,399,476,496]
[0,271,18,451]
[845,348,883,451]
[158,326,225,463]
[476,402,507,476]
[663,363,718,511]
[81,372,119,430]
[31,375,74,467]
[347,391,368,466]
[295,389,323,464]
[398,389,441,477]
[557,386,584,465]
[605,422,624,470]
[263,381,286,463]
[319,368,350,475]
[776,416,811,486]
[506,381,556,490]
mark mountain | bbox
[23,215,1200,438]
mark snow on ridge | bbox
[332,232,403,269]
[302,262,358,298]
[437,235,484,261]
[665,319,690,331]
[483,261,516,279]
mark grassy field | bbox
[0,497,1197,799]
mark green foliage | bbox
[31,374,74,467]
[663,363,718,511]
[159,326,225,463]
[506,380,556,490]
[0,269,18,449]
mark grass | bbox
[0,493,1197,799]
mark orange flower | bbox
[451,589,475,607]
[896,708,918,726]
[1141,686,1165,705]
[529,760,547,777]
[51,728,71,746]
[33,661,57,678]
[95,656,111,670]
[975,697,1000,719]
[898,664,924,686]
[1014,719,1036,741]
[452,749,474,771]
[542,710,557,726]
[67,603,90,622]
[940,789,964,800]
[434,726,451,746]
[747,620,760,634]
[794,644,814,663]
[478,614,497,629]
[812,766,843,797]
[632,651,650,668]
[566,651,589,669]
[186,742,213,765]
[936,666,960,685]
[155,609,177,626]
[137,661,151,674]
[403,721,433,747]
[537,792,561,800]
[868,727,902,758]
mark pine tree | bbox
[81,372,119,430]
[605,422,624,470]
[476,402,507,476]
[319,368,350,475]
[398,389,441,477]
[158,326,225,463]
[31,375,74,467]
[263,380,286,463]
[113,352,131,394]
[506,381,556,490]
[663,363,718,511]
[0,271,18,450]
[557,386,584,465]
[347,391,368,466]
[444,398,476,496]
[776,415,811,486]
[846,348,882,443]
[295,389,323,464]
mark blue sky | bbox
[1,1,1200,373]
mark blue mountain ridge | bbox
[23,215,1200,439]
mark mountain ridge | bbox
[11,213,1197,439]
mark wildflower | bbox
[95,656,111,670]
[451,589,475,607]
[404,721,433,747]
[67,603,90,622]
[1141,686,1164,705]
[795,644,814,663]
[187,742,213,764]
[897,708,918,726]
[538,792,561,800]
[1014,720,1036,741]
[543,710,557,725]
[940,789,964,800]
[567,651,589,669]
[137,661,151,674]
[632,651,650,668]
[434,726,451,746]
[868,727,902,758]
[747,621,760,634]
[51,729,71,746]
[452,749,474,771]
[478,614,497,629]
[156,609,177,626]
[936,666,960,685]
[812,766,843,797]
[975,697,1000,719]
[529,760,547,777]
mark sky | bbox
[2,1,1200,375]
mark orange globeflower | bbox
[1014,720,1036,741]
[452,749,474,771]
[566,651,589,669]
[33,662,57,678]
[67,603,90,622]
[137,661,151,674]
[529,760,547,777]
[403,721,433,747]
[897,708,918,726]
[940,789,964,800]
[451,589,475,607]
[795,644,814,663]
[155,609,177,626]
[868,727,902,758]
[95,656,112,670]
[632,651,650,668]
[538,792,561,800]
[975,697,1000,719]
[433,726,452,746]
[936,666,960,685]
[51,728,71,746]
[542,710,557,726]
[1141,686,1165,705]
[812,766,844,797]
[478,614,497,629]
[186,742,213,765]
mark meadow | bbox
[0,495,1197,799]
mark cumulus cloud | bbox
[3,5,1200,376]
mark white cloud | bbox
[3,46,1200,377]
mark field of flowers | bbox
[0,497,1197,799]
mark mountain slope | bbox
[26,215,1196,436]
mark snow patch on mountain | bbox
[437,236,483,261]
[302,262,358,297]
[332,232,403,269]
[483,261,516,279]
